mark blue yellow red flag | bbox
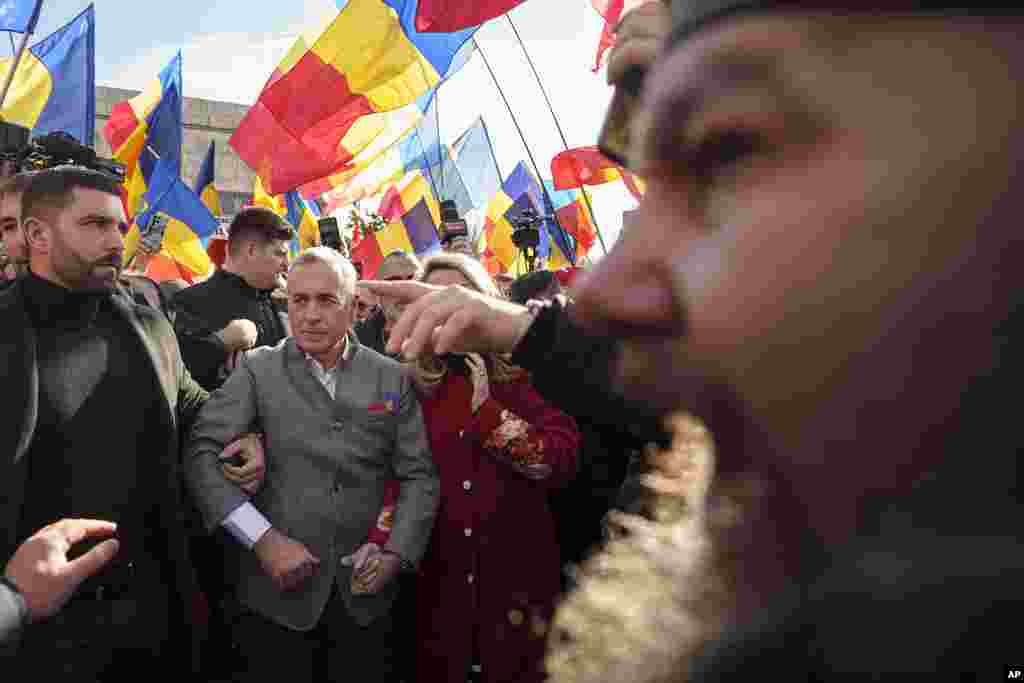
[125,157,219,280]
[194,141,221,216]
[231,0,478,195]
[0,5,95,144]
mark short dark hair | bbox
[0,171,35,198]
[509,270,557,305]
[227,206,293,258]
[22,165,122,224]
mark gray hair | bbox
[289,247,358,303]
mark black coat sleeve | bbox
[171,298,229,392]
[511,297,668,449]
[0,578,26,647]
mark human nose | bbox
[571,209,684,338]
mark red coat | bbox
[378,370,579,682]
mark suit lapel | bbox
[284,338,336,417]
[110,294,176,423]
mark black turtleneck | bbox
[16,273,169,587]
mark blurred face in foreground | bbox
[571,13,1023,571]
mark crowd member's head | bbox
[354,287,377,325]
[287,247,358,362]
[0,172,35,278]
[509,269,561,305]
[561,3,1024,679]
[377,250,422,337]
[413,252,524,391]
[21,166,127,292]
[225,207,293,291]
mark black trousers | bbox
[15,589,175,681]
[229,587,397,683]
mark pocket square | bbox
[367,402,391,414]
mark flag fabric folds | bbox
[551,145,625,189]
[230,0,478,195]
[544,180,595,260]
[251,175,286,215]
[301,36,476,204]
[284,190,322,257]
[194,141,221,216]
[0,5,95,144]
[0,0,42,33]
[414,0,525,32]
[104,51,182,175]
[478,162,582,274]
[125,158,219,281]
[451,118,501,212]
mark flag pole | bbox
[473,37,577,265]
[0,30,33,111]
[505,13,609,255]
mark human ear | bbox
[22,217,49,254]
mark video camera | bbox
[0,121,126,181]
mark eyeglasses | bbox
[382,273,415,282]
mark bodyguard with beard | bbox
[0,166,208,676]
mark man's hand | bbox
[219,433,266,495]
[4,519,120,623]
[357,281,535,360]
[253,529,320,592]
[341,543,401,595]
[217,319,258,352]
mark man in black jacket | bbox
[0,166,209,675]
[172,207,292,391]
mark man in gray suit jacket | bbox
[185,247,439,682]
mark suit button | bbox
[459,429,465,438]
[332,421,343,431]
[467,573,475,585]
[462,480,472,492]
[508,609,524,626]
[464,527,472,537]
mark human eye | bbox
[688,129,765,190]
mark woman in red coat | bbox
[402,253,581,682]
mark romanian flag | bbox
[544,180,596,260]
[414,0,525,32]
[300,35,476,203]
[230,0,478,195]
[284,190,321,258]
[375,171,440,226]
[104,52,182,179]
[194,141,221,216]
[551,145,645,201]
[0,0,43,33]
[251,175,286,215]
[0,5,95,145]
[125,157,219,282]
[479,162,581,274]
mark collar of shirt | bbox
[304,335,355,400]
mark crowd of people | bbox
[2,0,1022,681]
